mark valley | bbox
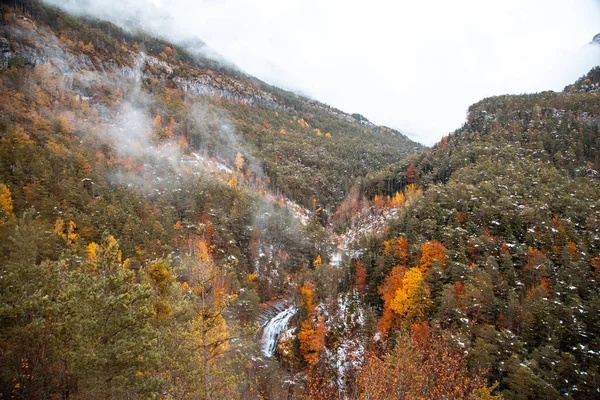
[0,1,599,399]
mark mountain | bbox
[0,0,423,209]
[0,1,422,398]
[319,64,600,398]
[1,0,599,399]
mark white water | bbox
[261,306,297,358]
[330,251,342,267]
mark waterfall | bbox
[261,306,297,358]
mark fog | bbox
[93,53,182,193]
[96,54,266,194]
[45,0,600,145]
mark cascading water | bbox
[261,306,298,358]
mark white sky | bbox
[47,0,600,145]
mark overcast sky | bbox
[46,0,600,145]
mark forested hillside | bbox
[1,0,599,399]
[0,1,420,398]
[317,66,600,399]
[0,0,421,211]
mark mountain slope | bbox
[2,1,599,399]
[1,0,422,211]
[319,64,600,399]
[0,2,422,398]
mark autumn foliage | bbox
[419,239,447,274]
[377,266,407,338]
[297,282,326,366]
[383,236,409,264]
[0,184,15,228]
[355,259,367,296]
[358,323,493,400]
[389,267,429,320]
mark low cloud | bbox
[90,55,184,194]
[45,0,600,145]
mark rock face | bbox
[173,75,280,107]
[257,298,295,326]
[592,33,600,44]
[0,37,10,69]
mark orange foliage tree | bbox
[383,236,409,267]
[419,240,448,274]
[355,259,367,296]
[373,194,386,211]
[298,316,326,367]
[358,323,495,400]
[152,114,161,130]
[567,241,578,260]
[405,163,417,184]
[297,282,326,366]
[377,266,407,339]
[440,135,449,149]
[395,237,409,263]
[592,256,600,279]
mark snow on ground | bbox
[330,207,399,264]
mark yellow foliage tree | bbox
[67,220,78,244]
[0,184,14,225]
[191,311,230,361]
[54,218,66,240]
[314,254,322,267]
[53,218,79,245]
[390,267,430,320]
[297,118,310,128]
[403,183,423,204]
[86,242,98,269]
[389,191,405,208]
[10,124,34,145]
[383,239,394,256]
